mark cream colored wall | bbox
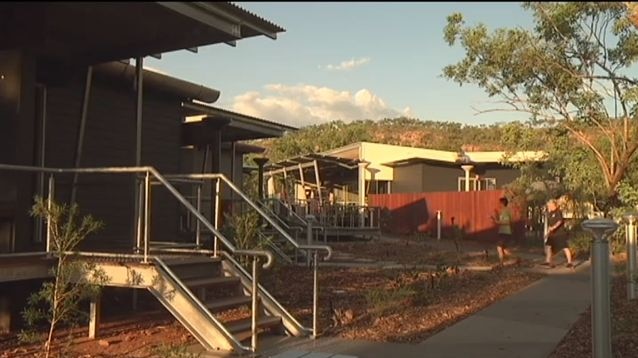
[359,142,457,181]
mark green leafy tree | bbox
[443,2,638,206]
[20,198,106,358]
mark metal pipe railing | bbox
[166,174,331,337]
[221,251,309,334]
[46,174,55,252]
[153,256,252,352]
[214,178,221,256]
[196,184,202,248]
[143,171,151,263]
[251,256,259,352]
[0,163,277,353]
[164,174,332,260]
[0,164,273,267]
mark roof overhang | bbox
[182,102,297,144]
[0,2,285,66]
[382,151,547,168]
[265,154,362,187]
[92,61,221,103]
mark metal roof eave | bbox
[156,2,285,40]
[183,101,297,134]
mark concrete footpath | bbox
[255,262,592,358]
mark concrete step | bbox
[206,295,252,312]
[226,315,282,342]
[182,276,240,289]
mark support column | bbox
[253,158,269,201]
[135,57,144,166]
[298,163,306,196]
[203,117,230,227]
[461,165,474,192]
[0,295,10,333]
[211,130,222,174]
[229,142,236,213]
[70,66,93,204]
[358,162,368,227]
[89,294,101,339]
[313,160,322,205]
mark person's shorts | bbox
[546,234,568,252]
[497,233,515,248]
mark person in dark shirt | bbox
[542,199,573,268]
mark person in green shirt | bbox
[491,197,515,265]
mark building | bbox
[0,3,328,354]
[267,142,545,206]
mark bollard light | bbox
[623,211,638,300]
[581,217,619,358]
[436,210,442,241]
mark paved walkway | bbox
[256,261,592,358]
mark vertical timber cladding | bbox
[0,51,36,253]
[369,190,525,240]
[46,74,182,249]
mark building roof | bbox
[264,154,362,187]
[322,142,546,167]
[265,153,361,173]
[93,61,221,103]
[1,2,285,66]
[382,151,546,167]
[182,102,297,143]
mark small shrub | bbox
[568,230,592,259]
[365,286,416,314]
[20,198,106,358]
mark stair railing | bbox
[0,163,274,352]
[164,173,332,337]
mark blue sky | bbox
[146,2,536,127]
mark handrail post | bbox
[46,174,55,252]
[135,177,143,253]
[251,255,259,352]
[143,171,151,263]
[214,178,221,257]
[196,183,202,248]
[312,250,319,339]
[625,212,637,300]
[306,216,313,267]
[436,210,442,240]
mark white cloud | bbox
[232,84,413,127]
[323,57,371,71]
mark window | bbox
[457,177,497,191]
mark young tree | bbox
[21,198,106,358]
[443,2,638,205]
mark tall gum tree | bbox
[443,2,638,203]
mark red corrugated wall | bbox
[368,190,525,241]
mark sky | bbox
[145,2,537,128]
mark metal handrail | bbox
[0,163,274,268]
[262,197,309,227]
[164,173,332,260]
[153,256,252,352]
[0,163,275,353]
[61,249,266,352]
[221,251,311,334]
[166,173,331,338]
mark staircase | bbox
[87,252,308,354]
[0,165,329,356]
[258,198,322,264]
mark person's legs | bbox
[542,244,554,267]
[497,245,505,264]
[563,247,573,267]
